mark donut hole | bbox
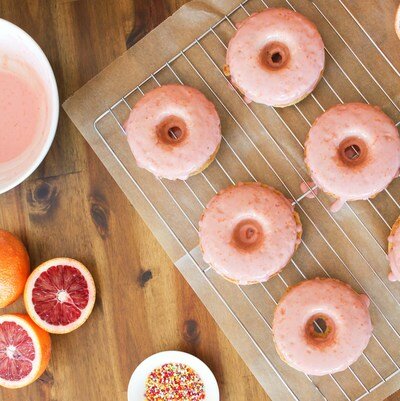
[271,52,282,64]
[157,116,187,145]
[305,314,335,345]
[261,42,290,70]
[313,317,327,334]
[168,126,183,140]
[232,219,264,252]
[338,137,367,166]
[344,144,360,160]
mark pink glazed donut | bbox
[305,103,400,212]
[388,216,400,282]
[199,182,302,284]
[273,278,372,376]
[226,8,325,107]
[124,85,221,180]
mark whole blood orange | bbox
[0,314,51,388]
[24,258,96,334]
[0,230,30,308]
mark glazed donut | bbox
[273,278,372,376]
[388,215,400,281]
[124,84,221,180]
[198,182,302,285]
[226,8,325,107]
[396,5,400,40]
[304,103,400,212]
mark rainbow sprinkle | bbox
[145,362,206,401]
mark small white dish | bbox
[127,351,219,401]
[0,18,59,194]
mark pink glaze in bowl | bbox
[0,19,59,194]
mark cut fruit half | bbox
[0,314,51,389]
[24,258,96,334]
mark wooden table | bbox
[0,1,398,401]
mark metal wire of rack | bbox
[92,1,400,400]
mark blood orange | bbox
[0,230,30,308]
[24,258,96,334]
[0,314,51,388]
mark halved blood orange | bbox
[24,258,96,334]
[0,314,51,389]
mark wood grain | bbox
[0,1,270,400]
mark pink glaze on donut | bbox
[273,278,372,376]
[388,220,400,282]
[124,85,221,180]
[226,8,325,107]
[199,182,302,284]
[305,103,400,211]
[300,182,318,199]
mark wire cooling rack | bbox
[92,1,400,400]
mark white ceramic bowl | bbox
[0,18,59,194]
[128,351,220,401]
